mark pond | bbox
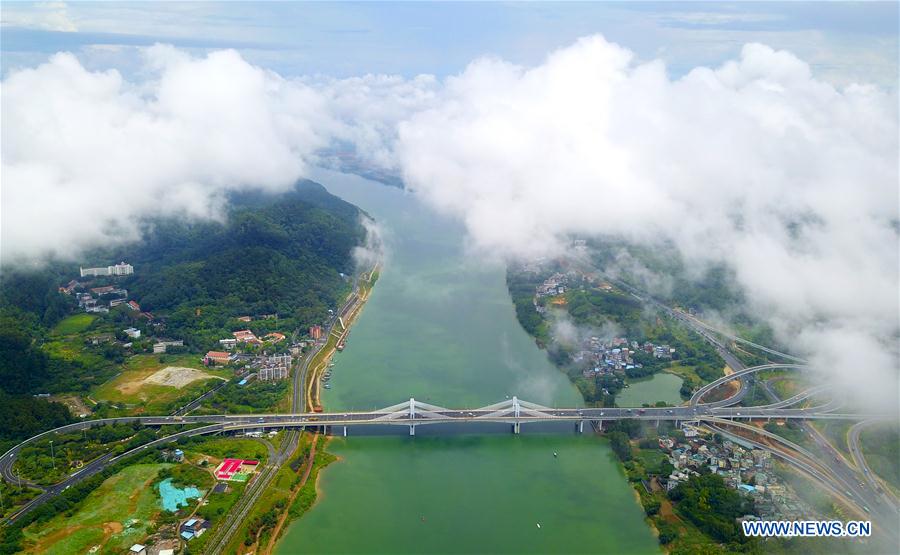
[616,372,684,407]
[158,477,201,512]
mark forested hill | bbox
[99,179,365,344]
[0,179,365,445]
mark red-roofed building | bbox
[214,458,259,480]
[127,300,141,311]
[90,285,116,295]
[204,351,232,366]
[233,329,261,344]
[58,280,80,295]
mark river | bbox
[276,170,660,554]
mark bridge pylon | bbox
[513,396,521,434]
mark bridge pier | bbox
[513,422,520,434]
[409,424,416,436]
[577,420,584,434]
[343,426,347,437]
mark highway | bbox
[690,363,808,407]
[2,385,877,526]
[203,272,365,552]
[171,379,230,417]
[201,431,297,554]
[3,273,895,547]
[848,419,898,511]
[754,377,899,537]
[3,424,223,525]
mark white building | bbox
[218,338,238,350]
[258,365,289,381]
[80,262,134,277]
[123,327,141,339]
[258,354,292,381]
[153,340,184,353]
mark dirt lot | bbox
[49,395,93,418]
[143,366,220,388]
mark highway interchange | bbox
[2,276,897,549]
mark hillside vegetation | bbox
[0,180,364,448]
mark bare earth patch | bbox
[102,521,123,535]
[143,366,219,389]
[49,395,92,417]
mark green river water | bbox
[276,170,663,554]
[615,373,684,409]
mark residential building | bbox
[204,351,232,366]
[80,262,134,277]
[258,365,289,381]
[258,353,292,381]
[123,327,141,339]
[233,329,260,344]
[218,338,238,350]
[153,340,184,354]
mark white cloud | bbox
[1,1,77,32]
[395,36,899,412]
[1,45,330,262]
[659,11,784,27]
[2,36,897,413]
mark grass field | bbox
[223,433,336,554]
[92,353,227,411]
[633,448,668,474]
[812,420,854,457]
[51,313,97,335]
[771,378,802,399]
[859,423,900,495]
[184,437,269,464]
[22,463,170,554]
[663,362,700,384]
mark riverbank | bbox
[505,262,729,410]
[272,169,659,554]
[220,265,378,552]
[305,265,379,411]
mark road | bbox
[171,379,230,416]
[755,378,899,537]
[4,272,895,545]
[4,424,223,525]
[201,431,297,554]
[848,419,898,511]
[3,387,875,527]
[690,363,808,407]
[205,272,365,552]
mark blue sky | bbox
[1,1,897,86]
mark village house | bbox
[218,338,238,350]
[204,351,232,366]
[233,329,261,344]
[153,340,184,354]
